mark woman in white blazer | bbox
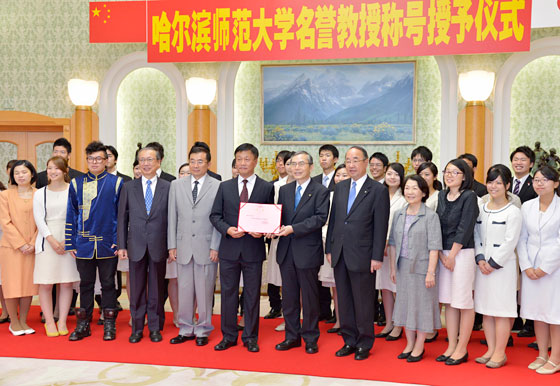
[517,166,560,374]
[473,165,522,369]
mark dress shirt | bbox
[238,174,257,199]
[350,173,368,197]
[191,174,207,192]
[322,170,335,188]
[141,175,157,198]
[156,168,162,177]
[512,173,530,192]
[109,170,117,176]
[296,178,311,196]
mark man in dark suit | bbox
[117,146,170,343]
[311,144,339,321]
[459,153,487,198]
[510,146,538,338]
[274,151,329,354]
[326,146,390,360]
[106,145,132,182]
[146,142,176,182]
[36,137,83,188]
[210,143,274,353]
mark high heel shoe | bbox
[475,356,491,364]
[407,350,424,363]
[386,329,403,341]
[445,352,468,365]
[536,360,560,375]
[425,331,438,343]
[57,322,69,336]
[397,351,411,359]
[486,355,507,369]
[44,323,59,337]
[8,324,25,336]
[375,329,392,338]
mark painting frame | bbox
[261,60,417,145]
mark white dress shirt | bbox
[191,174,207,192]
[512,173,530,193]
[238,174,257,198]
[350,173,368,196]
[156,168,162,177]
[296,178,311,197]
[322,170,335,188]
[142,175,157,198]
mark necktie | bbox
[347,181,357,214]
[513,179,521,195]
[192,180,199,203]
[145,180,153,215]
[240,179,249,202]
[294,185,302,211]
[323,175,329,187]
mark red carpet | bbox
[0,306,557,385]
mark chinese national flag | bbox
[89,1,147,43]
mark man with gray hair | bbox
[272,151,330,354]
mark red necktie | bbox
[240,179,249,202]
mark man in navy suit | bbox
[210,143,274,353]
[273,151,329,354]
[117,146,170,343]
[326,146,389,360]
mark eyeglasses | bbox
[443,170,463,177]
[533,178,550,185]
[86,156,106,163]
[189,159,207,166]
[291,161,309,168]
[345,158,367,165]
[138,157,156,164]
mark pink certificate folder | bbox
[237,203,283,234]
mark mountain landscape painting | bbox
[262,62,416,144]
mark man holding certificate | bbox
[273,151,330,354]
[210,143,275,353]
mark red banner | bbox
[90,1,146,43]
[147,0,532,63]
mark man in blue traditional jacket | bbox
[65,141,124,341]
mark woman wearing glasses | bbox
[435,159,479,365]
[518,166,560,374]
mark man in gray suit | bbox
[117,146,170,343]
[168,146,221,346]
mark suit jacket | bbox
[473,179,488,197]
[117,171,132,182]
[159,170,176,182]
[117,177,170,262]
[210,175,275,263]
[312,173,336,192]
[208,170,222,181]
[36,167,83,189]
[167,175,221,265]
[276,180,329,269]
[325,176,390,272]
[509,175,537,204]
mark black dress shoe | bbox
[518,326,535,338]
[275,339,302,351]
[214,339,237,351]
[528,341,538,350]
[0,316,10,324]
[326,316,337,324]
[196,336,209,346]
[436,354,450,362]
[425,331,439,343]
[375,329,392,338]
[327,327,340,334]
[129,331,143,343]
[445,352,468,365]
[397,351,412,359]
[150,330,162,342]
[407,350,424,363]
[354,348,370,360]
[264,308,282,319]
[386,330,403,341]
[305,342,318,354]
[97,318,104,326]
[335,344,356,357]
[243,340,259,352]
[170,334,195,344]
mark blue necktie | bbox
[294,185,302,211]
[322,175,329,187]
[145,179,153,215]
[347,181,357,214]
